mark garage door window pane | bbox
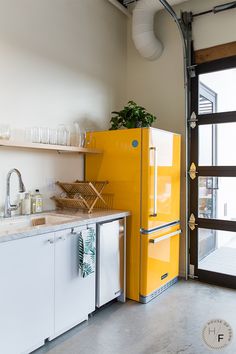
[198,228,236,276]
[199,122,236,166]
[199,68,236,114]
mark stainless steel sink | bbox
[0,213,79,235]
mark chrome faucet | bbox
[4,169,26,218]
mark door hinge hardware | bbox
[187,65,197,78]
[188,112,198,129]
[188,162,198,180]
[188,213,198,231]
[188,274,199,279]
[189,264,198,279]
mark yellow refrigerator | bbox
[85,127,181,303]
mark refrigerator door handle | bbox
[149,230,181,244]
[150,146,158,217]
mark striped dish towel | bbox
[78,228,96,278]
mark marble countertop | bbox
[0,209,130,243]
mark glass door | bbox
[189,56,236,288]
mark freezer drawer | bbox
[140,224,181,303]
[96,219,125,307]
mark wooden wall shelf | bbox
[0,140,102,154]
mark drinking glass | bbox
[0,125,11,140]
[65,125,71,146]
[84,129,94,148]
[31,127,41,143]
[57,125,67,145]
[49,129,58,145]
[73,122,81,147]
[40,127,50,144]
[80,129,86,147]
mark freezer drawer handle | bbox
[150,146,158,217]
[149,229,181,244]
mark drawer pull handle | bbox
[47,239,54,244]
[58,236,66,241]
[149,230,181,244]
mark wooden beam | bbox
[195,41,236,64]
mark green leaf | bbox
[109,101,157,130]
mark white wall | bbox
[127,0,236,276]
[1,0,235,275]
[0,0,127,212]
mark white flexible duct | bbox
[132,0,186,60]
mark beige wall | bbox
[127,0,236,276]
[0,0,127,212]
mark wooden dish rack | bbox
[52,180,113,213]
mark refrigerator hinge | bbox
[188,111,198,129]
[188,162,198,180]
[188,213,198,231]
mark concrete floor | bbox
[33,280,236,354]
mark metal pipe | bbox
[214,1,236,13]
[159,0,182,20]
[193,1,236,17]
[158,0,191,281]
[192,10,212,18]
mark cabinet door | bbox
[97,219,124,307]
[53,225,96,339]
[141,128,181,231]
[0,233,54,354]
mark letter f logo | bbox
[218,334,224,342]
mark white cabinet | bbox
[0,233,54,354]
[0,222,98,353]
[51,224,96,339]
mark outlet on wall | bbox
[47,178,57,192]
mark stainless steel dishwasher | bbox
[96,218,126,307]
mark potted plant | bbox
[109,101,157,130]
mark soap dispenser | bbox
[31,189,43,214]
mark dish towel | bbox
[78,228,96,278]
